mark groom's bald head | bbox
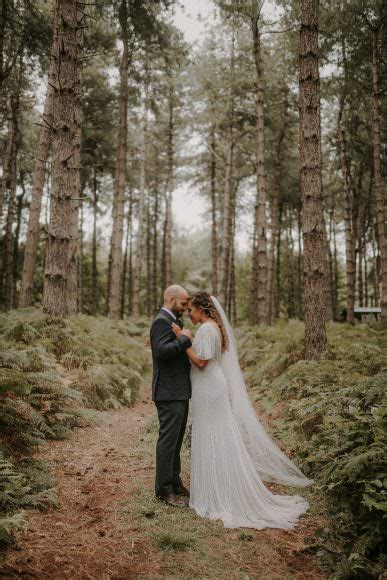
[163,285,189,315]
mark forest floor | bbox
[0,369,327,579]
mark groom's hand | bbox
[171,322,182,337]
[172,323,192,341]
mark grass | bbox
[156,532,195,552]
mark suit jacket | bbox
[150,309,192,402]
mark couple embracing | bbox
[150,285,313,531]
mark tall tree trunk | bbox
[226,208,235,318]
[329,205,338,320]
[209,118,218,296]
[323,215,334,322]
[121,194,131,319]
[268,91,288,324]
[2,51,22,310]
[357,204,365,307]
[371,28,387,325]
[152,180,159,311]
[286,210,295,318]
[12,186,25,308]
[127,194,133,315]
[0,95,15,236]
[42,0,83,317]
[105,248,112,316]
[161,194,167,295]
[364,176,372,308]
[249,13,268,325]
[107,0,128,319]
[299,0,327,359]
[3,111,18,310]
[77,193,84,313]
[91,169,98,315]
[338,120,355,322]
[296,200,304,319]
[164,79,174,289]
[275,201,283,319]
[372,226,380,307]
[0,0,7,97]
[228,214,236,324]
[132,72,148,317]
[19,6,58,307]
[145,197,151,316]
[219,27,235,308]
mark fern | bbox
[240,322,387,578]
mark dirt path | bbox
[1,380,325,579]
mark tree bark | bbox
[145,197,151,316]
[275,201,283,319]
[0,0,7,96]
[164,79,174,289]
[107,0,129,319]
[372,226,380,307]
[323,214,333,322]
[121,194,131,319]
[42,0,83,317]
[328,204,338,320]
[12,185,25,308]
[337,120,355,322]
[3,104,18,310]
[132,74,148,317]
[127,194,134,315]
[77,193,84,313]
[19,5,58,307]
[371,28,387,325]
[357,203,366,307]
[152,179,159,311]
[209,118,218,296]
[91,169,98,315]
[0,94,15,236]
[285,210,295,319]
[296,200,304,319]
[268,91,288,324]
[299,0,327,359]
[249,13,268,325]
[219,26,235,308]
[0,95,17,309]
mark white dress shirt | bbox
[161,307,176,321]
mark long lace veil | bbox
[210,296,313,487]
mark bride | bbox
[172,291,313,531]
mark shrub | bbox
[0,308,150,547]
[239,321,386,578]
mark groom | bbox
[150,285,192,507]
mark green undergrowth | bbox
[0,308,149,548]
[237,320,386,579]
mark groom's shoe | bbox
[175,485,190,498]
[158,493,185,507]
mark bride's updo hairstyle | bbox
[189,292,228,351]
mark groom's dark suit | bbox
[150,308,192,498]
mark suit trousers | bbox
[154,400,189,497]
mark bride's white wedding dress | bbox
[189,297,313,531]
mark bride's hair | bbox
[189,292,228,351]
